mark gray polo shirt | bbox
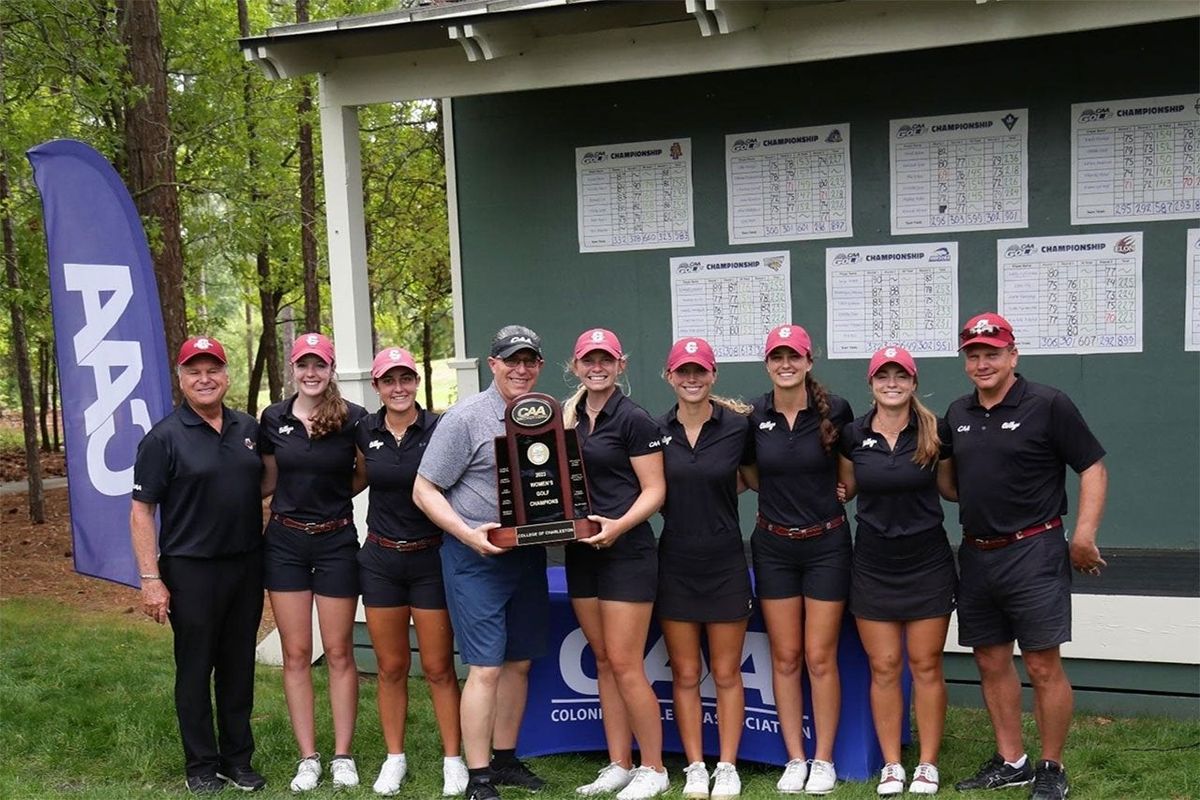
[418,381,507,529]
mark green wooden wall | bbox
[451,19,1199,557]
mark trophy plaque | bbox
[489,392,601,547]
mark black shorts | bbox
[357,537,447,609]
[657,534,752,623]
[750,523,852,602]
[956,528,1072,651]
[263,518,360,597]
[850,525,957,621]
[565,523,657,602]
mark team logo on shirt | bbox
[132,483,142,491]
[279,424,294,435]
[862,437,878,448]
[369,439,384,449]
[243,438,255,450]
[661,435,673,446]
[956,425,971,432]
[1001,421,1021,430]
[647,437,664,448]
[759,421,776,430]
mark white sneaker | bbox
[616,766,669,800]
[290,756,321,792]
[710,762,740,800]
[682,762,709,800]
[331,757,359,788]
[777,759,808,793]
[908,763,940,795]
[373,757,406,796]
[577,762,632,796]
[443,756,470,796]
[804,760,836,795]
[877,762,904,796]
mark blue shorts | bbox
[440,535,549,666]
[956,528,1072,652]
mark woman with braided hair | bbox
[740,324,853,796]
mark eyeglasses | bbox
[501,356,542,369]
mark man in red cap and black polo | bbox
[131,336,267,794]
[945,314,1108,800]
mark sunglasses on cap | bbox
[959,322,1008,341]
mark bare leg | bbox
[412,607,462,757]
[492,660,531,751]
[973,642,1025,761]
[855,617,904,765]
[661,619,704,764]
[707,619,749,764]
[364,605,412,754]
[270,590,317,756]
[760,597,806,761]
[460,665,501,768]
[573,597,632,768]
[315,594,359,755]
[1022,647,1072,764]
[804,598,845,763]
[601,600,662,770]
[906,616,951,765]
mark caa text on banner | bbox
[27,139,174,588]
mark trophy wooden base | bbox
[488,517,600,548]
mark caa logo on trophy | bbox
[489,392,600,547]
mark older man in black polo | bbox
[130,336,267,794]
[946,313,1107,800]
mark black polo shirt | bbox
[658,401,750,555]
[745,391,854,527]
[945,375,1105,538]
[259,395,368,522]
[132,403,264,558]
[573,389,663,519]
[840,410,951,538]
[355,405,441,541]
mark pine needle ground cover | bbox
[1,599,1196,799]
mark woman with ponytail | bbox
[740,323,853,796]
[836,346,957,796]
[562,328,669,800]
[657,337,752,800]
[259,333,368,792]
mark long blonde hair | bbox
[561,355,632,429]
[309,377,349,439]
[909,392,941,468]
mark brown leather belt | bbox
[367,531,442,553]
[757,513,846,540]
[272,513,353,535]
[964,518,1062,551]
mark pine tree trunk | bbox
[296,0,320,332]
[38,341,50,451]
[119,0,186,393]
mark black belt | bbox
[367,531,442,552]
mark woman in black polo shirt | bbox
[353,347,468,797]
[657,337,751,800]
[259,333,368,792]
[741,323,853,795]
[837,346,957,796]
[561,328,668,800]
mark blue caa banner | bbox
[27,139,173,588]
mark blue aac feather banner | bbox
[27,139,174,588]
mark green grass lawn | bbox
[1,598,1196,798]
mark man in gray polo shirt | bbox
[414,324,549,800]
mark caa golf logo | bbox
[1077,107,1111,123]
[730,138,759,152]
[676,261,701,274]
[896,123,926,138]
[1006,242,1036,258]
[581,151,607,164]
[512,396,554,428]
[833,252,861,266]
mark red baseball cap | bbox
[867,345,918,380]
[764,323,812,358]
[666,337,716,372]
[290,332,335,364]
[574,328,623,360]
[371,347,418,379]
[959,313,1015,349]
[177,335,227,366]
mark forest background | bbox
[0,0,453,519]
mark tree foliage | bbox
[0,0,452,424]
